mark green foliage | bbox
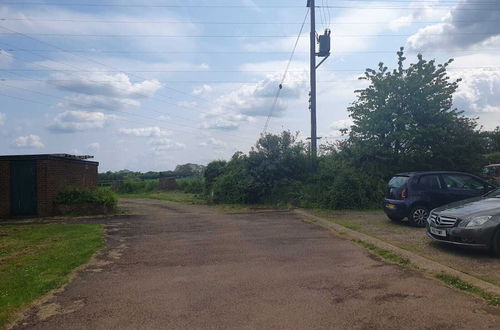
[344,48,485,176]
[482,127,500,154]
[435,273,500,307]
[98,163,205,185]
[177,177,204,194]
[485,152,500,165]
[54,187,117,208]
[115,179,159,194]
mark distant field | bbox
[0,224,103,328]
[118,191,205,205]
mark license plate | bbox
[385,204,396,210]
[430,227,446,237]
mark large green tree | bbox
[344,47,485,175]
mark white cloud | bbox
[0,6,199,54]
[0,50,13,68]
[88,142,100,151]
[452,68,500,115]
[407,0,500,51]
[328,119,353,139]
[58,94,140,111]
[13,135,44,148]
[211,72,307,118]
[118,126,171,138]
[192,84,213,97]
[200,114,254,131]
[389,0,444,31]
[150,138,186,152]
[0,113,5,125]
[49,73,161,111]
[48,110,110,133]
[199,137,226,149]
[50,73,161,99]
[330,119,353,131]
[243,4,406,54]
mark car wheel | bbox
[408,206,429,227]
[491,228,500,257]
[387,215,403,222]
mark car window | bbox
[388,176,408,188]
[485,188,500,198]
[417,175,441,190]
[442,174,485,190]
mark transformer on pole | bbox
[306,0,331,157]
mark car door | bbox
[441,174,487,203]
[415,174,448,209]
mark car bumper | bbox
[426,223,494,248]
[382,199,409,218]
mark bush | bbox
[115,179,158,194]
[177,177,204,194]
[55,187,118,208]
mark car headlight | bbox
[466,216,492,228]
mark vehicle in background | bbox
[383,172,496,227]
[427,188,500,256]
[484,164,500,181]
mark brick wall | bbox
[37,160,98,216]
[0,161,10,218]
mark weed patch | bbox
[435,273,500,307]
[353,239,412,267]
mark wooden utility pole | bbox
[307,0,317,157]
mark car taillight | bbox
[400,188,408,200]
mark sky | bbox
[0,0,499,172]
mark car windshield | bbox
[485,188,500,198]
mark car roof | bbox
[485,164,500,167]
[393,171,476,177]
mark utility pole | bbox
[306,0,331,158]
[307,0,317,157]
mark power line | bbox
[263,8,309,134]
[0,25,261,119]
[2,32,500,38]
[0,81,257,144]
[2,17,500,25]
[4,48,500,55]
[3,2,500,10]
[0,40,260,143]
[2,67,499,73]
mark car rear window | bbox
[388,176,409,188]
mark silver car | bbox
[427,188,500,256]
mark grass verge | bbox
[118,191,205,204]
[352,239,413,267]
[0,224,104,328]
[435,273,500,307]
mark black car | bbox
[383,171,496,227]
[427,188,500,256]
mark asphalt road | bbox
[15,199,500,329]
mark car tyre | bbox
[408,205,429,227]
[387,215,403,222]
[491,228,500,257]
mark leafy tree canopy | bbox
[344,47,485,176]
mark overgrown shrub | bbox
[55,187,117,208]
[115,179,158,194]
[177,177,204,194]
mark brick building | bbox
[0,154,98,218]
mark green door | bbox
[11,160,37,216]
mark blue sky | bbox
[0,0,499,171]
